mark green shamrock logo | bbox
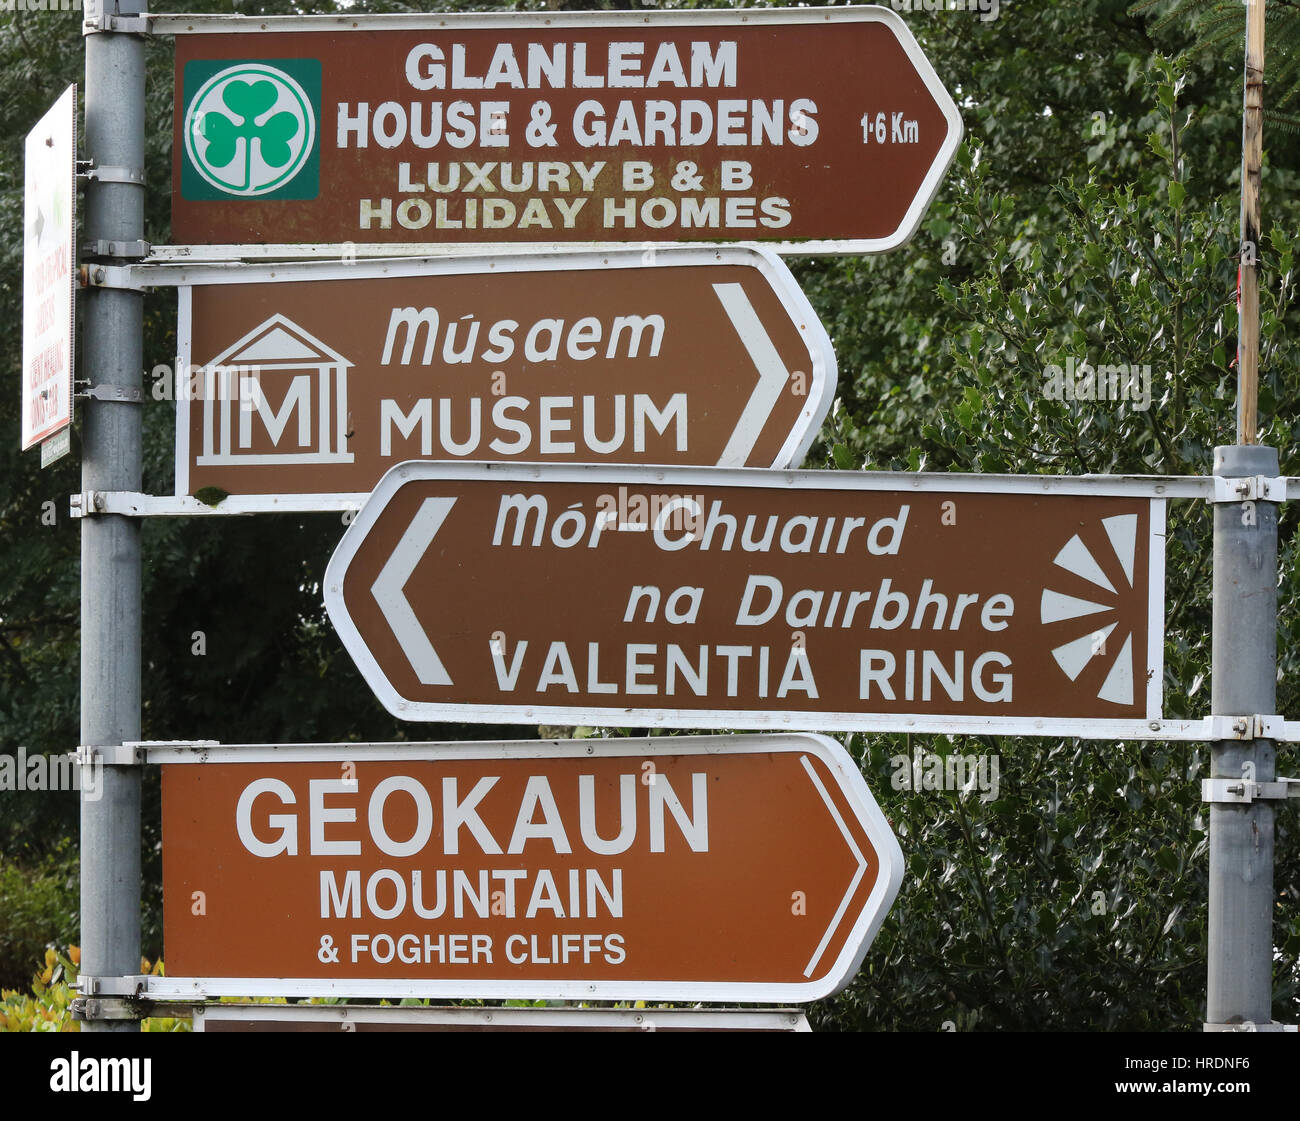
[199,80,301,185]
[183,62,317,198]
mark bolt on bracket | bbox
[1207,475,1287,503]
[76,973,149,998]
[70,490,150,518]
[76,383,144,404]
[82,1,152,37]
[72,744,146,766]
[78,164,145,186]
[1207,714,1285,741]
[72,996,141,1022]
[82,238,152,260]
[1201,777,1299,805]
[79,264,147,291]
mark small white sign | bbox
[22,85,76,451]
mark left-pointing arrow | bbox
[370,496,456,686]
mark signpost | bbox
[154,734,903,1002]
[164,6,962,253]
[324,463,1168,738]
[170,247,834,503]
[23,85,77,462]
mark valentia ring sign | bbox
[324,462,1168,741]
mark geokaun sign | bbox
[325,463,1169,739]
[166,5,962,252]
[170,247,833,503]
[154,735,903,1001]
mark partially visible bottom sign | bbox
[194,1005,809,1032]
[157,734,902,1003]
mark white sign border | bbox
[149,732,904,1004]
[192,1004,810,1030]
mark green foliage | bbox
[813,734,1211,1031]
[0,947,79,1033]
[1134,0,1300,128]
[0,846,78,992]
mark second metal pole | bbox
[1206,443,1278,1028]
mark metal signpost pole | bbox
[1207,447,1279,1030]
[1206,0,1280,1031]
[78,0,147,1031]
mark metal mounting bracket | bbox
[83,238,152,260]
[1201,777,1299,805]
[77,973,150,998]
[72,744,146,766]
[79,164,145,186]
[1206,714,1285,741]
[1207,475,1287,503]
[79,264,147,291]
[71,996,142,1022]
[70,490,187,519]
[75,383,144,404]
[70,491,104,518]
[1203,1020,1297,1032]
[82,1,152,37]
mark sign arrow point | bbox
[713,282,793,467]
[371,496,456,686]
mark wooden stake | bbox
[1238,0,1265,445]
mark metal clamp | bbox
[69,490,158,519]
[79,164,145,186]
[77,973,150,998]
[1208,475,1287,503]
[1207,714,1285,741]
[83,238,152,260]
[73,744,146,766]
[70,492,103,518]
[79,264,147,291]
[1202,777,1299,805]
[76,383,145,404]
[72,997,142,1022]
[82,1,152,37]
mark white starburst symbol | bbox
[1040,514,1138,705]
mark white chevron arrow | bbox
[713,282,794,467]
[370,496,456,686]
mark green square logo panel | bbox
[182,59,321,200]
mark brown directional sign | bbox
[324,464,1167,738]
[173,248,834,503]
[158,735,903,1002]
[168,7,962,252]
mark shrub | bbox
[0,845,78,991]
